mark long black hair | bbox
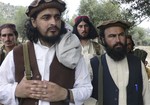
[24,19,67,43]
[73,17,98,39]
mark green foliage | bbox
[68,14,77,26]
[129,27,147,45]
[75,0,150,45]
[113,0,150,24]
[14,7,28,42]
[78,0,98,25]
[0,16,5,24]
[0,2,17,23]
[76,0,149,28]
[77,0,131,26]
[130,27,145,39]
[143,36,150,45]
[118,0,150,16]
[0,2,27,42]
[1,1,150,45]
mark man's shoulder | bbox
[13,41,33,50]
[91,41,100,45]
[127,54,141,60]
[91,41,103,48]
[127,54,142,66]
[91,41,103,55]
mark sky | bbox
[0,0,149,29]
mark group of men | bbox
[0,0,150,105]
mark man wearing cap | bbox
[73,15,104,80]
[91,20,150,105]
[0,23,19,65]
[0,0,92,105]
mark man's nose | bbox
[115,35,121,42]
[5,35,10,40]
[82,26,86,31]
[49,18,56,25]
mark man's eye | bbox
[109,34,116,37]
[121,33,125,36]
[119,32,125,36]
[127,43,132,46]
[55,16,61,20]
[79,25,83,28]
[43,16,50,20]
[84,24,89,28]
[1,34,14,37]
[8,34,13,36]
[1,34,6,37]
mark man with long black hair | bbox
[0,0,92,105]
[73,16,104,80]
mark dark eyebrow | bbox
[108,32,125,36]
[1,33,14,37]
[42,13,61,17]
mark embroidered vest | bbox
[13,42,75,105]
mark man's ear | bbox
[31,18,37,28]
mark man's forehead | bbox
[78,21,88,25]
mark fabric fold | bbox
[56,30,81,69]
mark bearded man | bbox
[90,20,150,105]
[0,0,92,105]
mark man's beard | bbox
[38,32,61,45]
[77,33,89,40]
[105,42,127,61]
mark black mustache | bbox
[81,31,87,34]
[4,40,12,43]
[114,43,124,47]
[48,26,59,31]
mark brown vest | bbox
[13,41,75,105]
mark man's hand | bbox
[31,80,67,102]
[15,77,47,98]
[15,78,68,102]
